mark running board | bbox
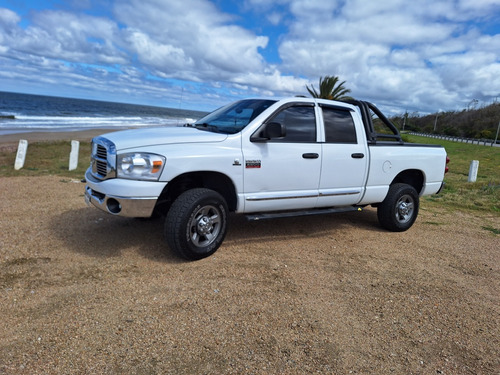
[245,206,362,221]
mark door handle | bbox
[302,153,319,159]
[351,153,365,159]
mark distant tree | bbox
[306,76,352,101]
[392,102,500,139]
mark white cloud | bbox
[0,8,127,65]
[458,0,500,13]
[0,0,499,113]
[0,8,20,53]
[125,29,194,71]
[115,0,268,79]
[273,0,500,112]
[233,68,308,95]
[267,12,283,26]
[0,7,20,26]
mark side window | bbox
[322,107,357,143]
[270,105,316,142]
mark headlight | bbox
[117,153,166,181]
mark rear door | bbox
[317,105,369,206]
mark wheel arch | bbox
[391,169,424,194]
[157,171,238,214]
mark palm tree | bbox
[306,75,352,101]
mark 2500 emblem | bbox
[245,160,261,168]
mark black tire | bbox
[165,188,228,260]
[377,183,419,232]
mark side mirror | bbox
[263,122,286,139]
[251,122,286,142]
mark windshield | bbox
[194,99,277,134]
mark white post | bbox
[494,120,500,146]
[69,140,80,171]
[468,160,479,183]
[14,139,28,170]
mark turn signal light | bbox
[152,160,163,174]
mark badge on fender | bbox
[245,160,261,168]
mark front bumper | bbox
[84,169,166,217]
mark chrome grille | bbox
[90,137,116,180]
[96,144,107,159]
[95,145,108,176]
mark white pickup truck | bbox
[85,97,449,260]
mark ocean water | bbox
[0,91,208,135]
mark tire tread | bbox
[165,188,227,260]
[377,183,419,232]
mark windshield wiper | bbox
[195,123,222,133]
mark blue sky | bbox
[1,0,499,114]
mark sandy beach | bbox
[0,131,499,374]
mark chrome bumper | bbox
[84,185,157,217]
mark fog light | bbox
[107,198,121,214]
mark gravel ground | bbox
[0,175,498,374]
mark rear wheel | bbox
[377,183,419,232]
[165,188,228,260]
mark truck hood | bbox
[99,126,228,150]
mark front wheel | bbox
[165,188,228,260]
[377,183,419,232]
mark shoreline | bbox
[0,128,121,145]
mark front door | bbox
[242,104,322,212]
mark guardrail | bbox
[407,133,499,147]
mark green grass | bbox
[1,136,499,217]
[0,141,91,179]
[404,135,500,215]
[482,226,500,235]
